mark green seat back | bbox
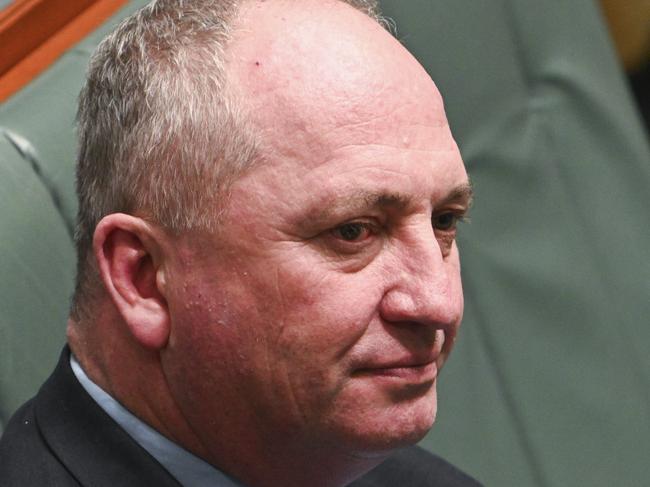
[0,129,75,430]
[0,0,149,433]
[379,0,650,485]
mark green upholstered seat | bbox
[0,129,74,431]
[380,1,650,485]
[0,0,149,433]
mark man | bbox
[0,0,479,485]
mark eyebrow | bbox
[437,181,474,208]
[304,180,474,224]
[304,190,409,224]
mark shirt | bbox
[70,354,243,487]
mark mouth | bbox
[353,360,438,383]
[351,330,446,384]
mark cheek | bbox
[249,265,383,400]
[165,252,389,416]
[269,265,383,357]
[262,276,383,429]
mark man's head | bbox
[72,0,384,318]
[69,1,470,486]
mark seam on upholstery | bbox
[500,0,534,102]
[0,128,74,240]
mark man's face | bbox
[161,0,470,458]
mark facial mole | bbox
[255,61,261,67]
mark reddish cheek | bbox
[273,271,379,359]
[166,275,244,348]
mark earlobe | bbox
[93,214,171,350]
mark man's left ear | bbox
[93,213,171,350]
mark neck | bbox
[66,313,214,461]
[67,314,389,487]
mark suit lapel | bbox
[34,347,182,487]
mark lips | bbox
[362,328,444,364]
[351,328,447,383]
[352,352,441,382]
[359,360,438,380]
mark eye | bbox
[431,210,468,257]
[331,222,371,242]
[432,212,460,231]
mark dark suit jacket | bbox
[0,348,481,486]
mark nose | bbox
[378,222,463,333]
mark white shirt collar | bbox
[70,354,243,487]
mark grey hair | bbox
[71,0,386,320]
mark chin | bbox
[340,418,436,458]
[326,385,438,455]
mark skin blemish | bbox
[255,61,261,66]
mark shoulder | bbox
[350,445,482,487]
[0,399,80,486]
[1,347,182,487]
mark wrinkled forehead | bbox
[226,0,449,154]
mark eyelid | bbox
[331,221,373,241]
[433,207,469,223]
[322,218,384,255]
[438,202,471,214]
[332,218,381,237]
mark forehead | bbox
[228,0,448,146]
[224,0,465,207]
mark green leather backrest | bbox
[0,0,148,433]
[0,129,75,431]
[379,0,650,485]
